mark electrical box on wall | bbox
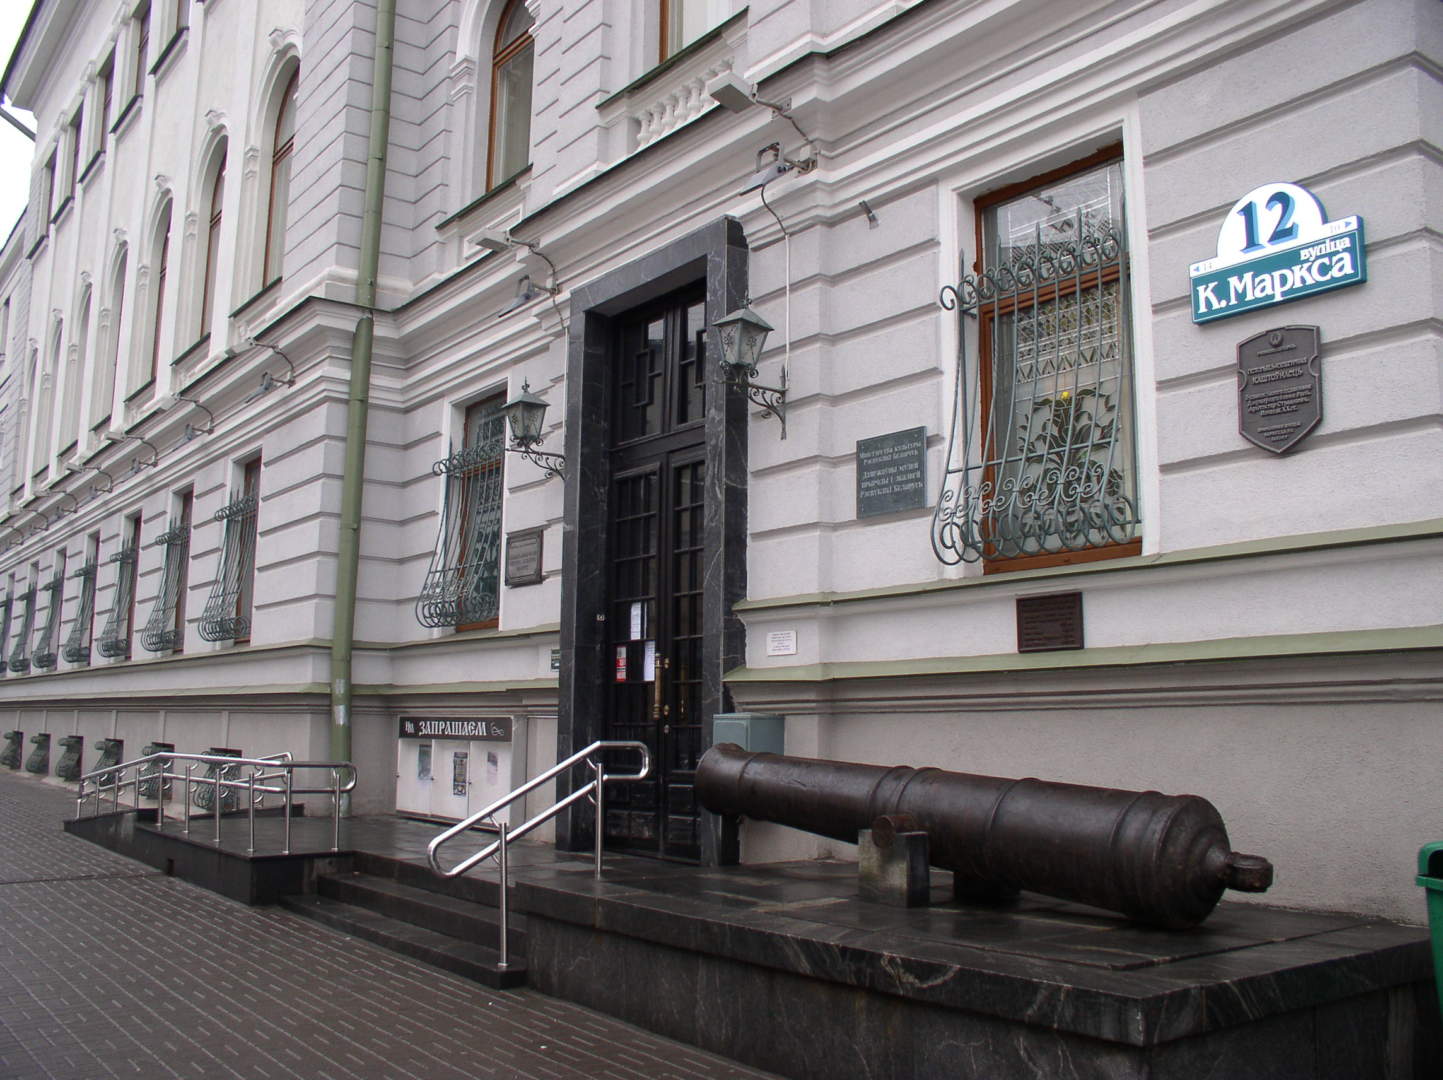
[712,712,785,756]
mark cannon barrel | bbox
[696,743,1273,928]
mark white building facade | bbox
[0,0,1439,922]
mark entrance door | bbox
[603,288,708,860]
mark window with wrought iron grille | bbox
[62,542,99,665]
[934,148,1140,571]
[31,556,66,671]
[199,459,260,642]
[140,496,191,653]
[0,590,13,674]
[417,397,506,630]
[97,516,141,659]
[8,581,35,673]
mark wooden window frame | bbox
[199,150,225,335]
[485,0,534,191]
[972,144,1139,574]
[263,71,297,287]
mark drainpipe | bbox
[330,0,397,783]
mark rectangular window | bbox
[199,458,260,643]
[31,554,66,671]
[97,515,141,659]
[41,152,57,222]
[416,397,506,630]
[65,108,83,196]
[98,53,114,150]
[660,0,730,61]
[62,533,101,665]
[938,147,1139,571]
[132,3,150,99]
[140,494,191,653]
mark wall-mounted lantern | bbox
[714,304,786,437]
[502,381,566,480]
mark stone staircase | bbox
[278,851,525,989]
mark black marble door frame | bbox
[556,217,748,866]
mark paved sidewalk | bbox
[0,771,778,1080]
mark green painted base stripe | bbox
[724,625,1443,683]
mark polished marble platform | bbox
[67,807,1441,1078]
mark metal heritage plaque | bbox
[1016,592,1084,653]
[505,528,544,586]
[1237,326,1322,454]
[856,427,926,518]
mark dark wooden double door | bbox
[603,288,709,861]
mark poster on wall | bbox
[1189,182,1365,324]
[452,751,468,797]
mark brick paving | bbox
[0,771,778,1080]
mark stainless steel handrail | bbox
[76,752,359,854]
[426,739,650,972]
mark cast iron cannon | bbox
[696,743,1273,928]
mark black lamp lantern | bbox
[502,380,566,479]
[714,305,787,437]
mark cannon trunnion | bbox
[696,743,1273,928]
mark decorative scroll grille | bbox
[0,594,11,674]
[62,561,98,664]
[933,215,1138,564]
[199,492,259,641]
[416,404,506,628]
[7,586,35,673]
[96,545,138,658]
[140,518,191,653]
[31,560,66,670]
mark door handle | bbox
[652,656,670,723]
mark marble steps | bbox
[279,871,526,989]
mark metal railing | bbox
[427,740,650,970]
[76,751,359,855]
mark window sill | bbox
[982,539,1143,575]
[436,168,528,232]
[149,28,188,80]
[90,414,112,436]
[124,378,155,407]
[78,150,105,186]
[111,94,141,137]
[600,9,747,107]
[49,195,74,227]
[229,278,280,320]
[25,232,48,260]
[172,334,210,369]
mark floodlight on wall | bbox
[714,304,786,438]
[495,274,558,318]
[103,430,159,469]
[243,337,297,401]
[501,380,566,480]
[65,462,113,494]
[160,392,215,435]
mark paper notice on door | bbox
[643,640,656,681]
[630,601,645,640]
[615,645,628,682]
[452,751,468,796]
[417,743,432,781]
[486,750,499,786]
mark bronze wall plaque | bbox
[505,528,544,586]
[856,427,927,518]
[1016,592,1084,653]
[1237,325,1322,454]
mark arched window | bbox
[33,326,60,476]
[147,200,172,388]
[264,72,297,286]
[59,287,89,452]
[198,144,226,337]
[487,0,533,189]
[92,248,126,429]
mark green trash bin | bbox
[1417,842,1443,1027]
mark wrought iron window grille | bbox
[0,593,11,672]
[31,560,66,670]
[140,517,191,653]
[61,561,97,664]
[7,586,35,673]
[198,491,259,641]
[416,410,506,629]
[933,212,1139,565]
[96,545,137,658]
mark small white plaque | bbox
[643,640,656,681]
[629,601,645,640]
[765,630,798,657]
